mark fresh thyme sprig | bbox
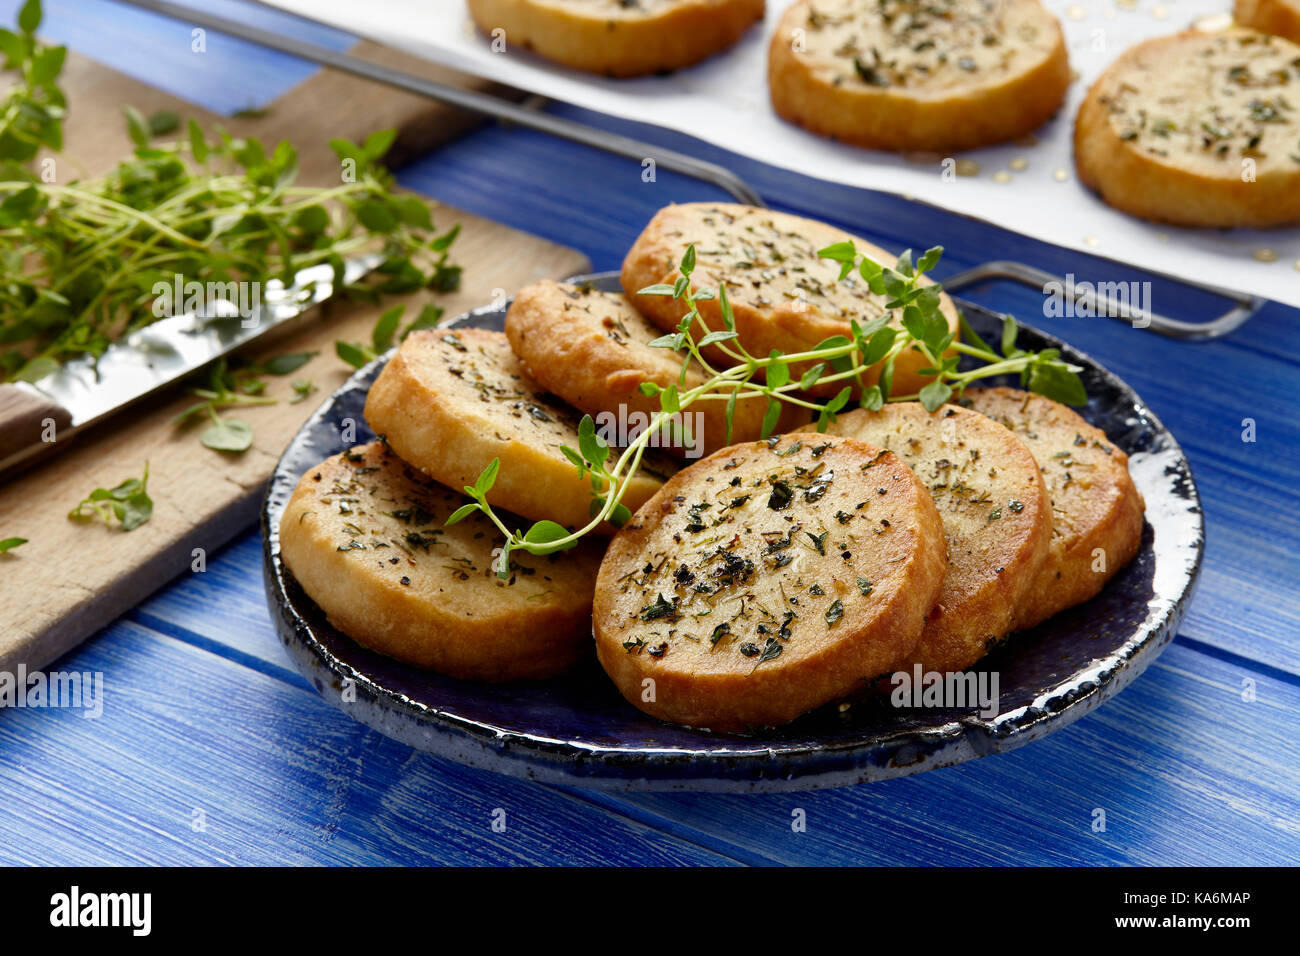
[452,240,1084,577]
[67,462,153,531]
[818,241,1087,408]
[0,1,64,172]
[0,120,459,382]
[0,0,460,385]
[172,358,283,453]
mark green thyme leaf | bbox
[1000,315,1020,357]
[919,380,953,412]
[372,305,404,352]
[200,417,253,452]
[123,105,149,147]
[262,352,316,376]
[766,351,790,388]
[577,415,609,469]
[522,520,574,553]
[698,330,738,347]
[445,502,480,526]
[859,384,883,411]
[680,243,696,277]
[68,463,153,531]
[719,282,735,330]
[336,341,375,369]
[760,397,782,439]
[1027,362,1087,407]
[958,310,994,354]
[147,110,179,137]
[636,283,677,297]
[289,379,317,403]
[800,363,826,389]
[472,458,500,497]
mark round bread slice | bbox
[278,441,604,681]
[593,432,947,731]
[465,0,765,77]
[364,327,668,534]
[505,280,811,456]
[1075,26,1300,228]
[1236,0,1300,45]
[962,387,1145,629]
[768,0,1071,151]
[826,403,1051,672]
[621,202,961,398]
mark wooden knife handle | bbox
[0,383,73,473]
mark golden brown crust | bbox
[962,387,1145,629]
[363,327,667,534]
[768,0,1071,151]
[826,403,1051,671]
[1236,0,1300,44]
[620,202,960,398]
[465,0,765,77]
[504,280,810,455]
[593,432,947,731]
[278,442,603,681]
[1074,27,1300,228]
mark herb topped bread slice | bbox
[593,433,947,731]
[827,403,1051,672]
[1075,26,1300,227]
[621,202,961,398]
[364,328,668,534]
[505,280,811,456]
[1235,0,1300,45]
[278,442,604,681]
[465,0,765,77]
[962,387,1144,629]
[768,0,1071,151]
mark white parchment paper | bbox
[261,0,1300,307]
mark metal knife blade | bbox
[0,254,380,478]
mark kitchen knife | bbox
[0,254,380,480]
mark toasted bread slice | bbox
[505,280,811,456]
[465,0,765,77]
[768,0,1071,151]
[1075,26,1300,228]
[593,432,947,731]
[621,202,960,398]
[278,442,603,681]
[962,387,1144,628]
[827,403,1051,671]
[364,328,667,534]
[1236,0,1300,44]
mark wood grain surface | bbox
[0,384,71,466]
[0,46,589,673]
[0,0,1295,868]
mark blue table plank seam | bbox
[0,0,1296,867]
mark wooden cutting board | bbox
[0,47,589,673]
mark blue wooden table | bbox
[2,0,1297,866]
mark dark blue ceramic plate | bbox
[261,274,1203,792]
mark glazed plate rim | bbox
[260,273,1204,792]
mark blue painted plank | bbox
[1,0,354,115]
[567,643,1300,866]
[131,534,306,682]
[3,0,1295,867]
[122,528,1300,865]
[0,619,743,866]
